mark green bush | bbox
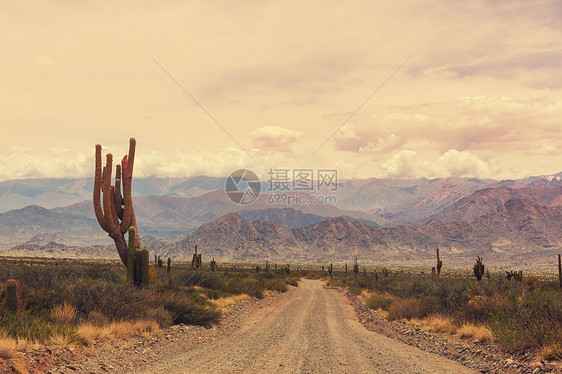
[366,295,394,310]
[164,294,220,326]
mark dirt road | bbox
[138,279,475,374]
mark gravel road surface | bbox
[137,279,475,374]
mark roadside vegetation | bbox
[327,266,562,360]
[0,257,297,362]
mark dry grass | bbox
[107,320,160,340]
[49,333,76,348]
[210,294,251,311]
[77,320,160,344]
[539,343,562,361]
[377,309,390,319]
[0,336,29,374]
[456,323,494,343]
[0,336,19,361]
[409,315,458,334]
[50,302,77,325]
[77,323,109,344]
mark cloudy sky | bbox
[1,0,561,181]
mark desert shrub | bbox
[144,307,174,328]
[70,281,155,321]
[87,311,109,327]
[182,270,223,290]
[366,294,394,310]
[348,286,363,296]
[163,294,220,326]
[387,297,433,321]
[285,277,299,287]
[261,278,288,293]
[223,277,264,299]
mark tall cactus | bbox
[192,245,202,270]
[6,279,18,312]
[353,257,359,277]
[558,253,562,288]
[436,247,442,275]
[558,253,561,289]
[473,256,485,281]
[93,138,139,265]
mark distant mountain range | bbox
[1,173,562,267]
[149,197,562,265]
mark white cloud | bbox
[250,126,302,153]
[380,149,512,179]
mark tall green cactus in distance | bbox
[210,258,217,272]
[6,279,18,312]
[141,248,150,287]
[558,254,561,289]
[473,256,485,281]
[353,257,359,277]
[167,257,171,273]
[93,138,139,265]
[135,250,142,285]
[436,247,442,275]
[328,263,333,278]
[191,245,199,269]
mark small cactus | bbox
[126,227,136,284]
[135,249,142,285]
[353,257,359,277]
[436,247,442,275]
[210,258,217,272]
[285,263,290,275]
[344,263,348,274]
[558,254,561,289]
[167,257,171,273]
[158,256,163,268]
[6,279,18,312]
[255,264,261,273]
[265,261,270,273]
[473,256,485,281]
[141,248,150,287]
[328,263,333,278]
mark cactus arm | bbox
[120,138,136,233]
[102,154,119,239]
[120,166,131,229]
[93,145,110,233]
[115,164,124,220]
